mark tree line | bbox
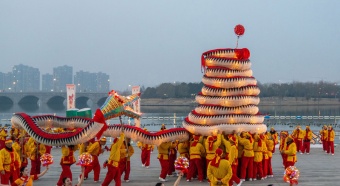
[138,81,340,100]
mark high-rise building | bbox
[96,72,110,92]
[12,64,40,92]
[53,65,73,92]
[42,73,54,92]
[74,71,109,93]
[2,72,13,92]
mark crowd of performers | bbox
[154,124,335,186]
[0,123,335,186]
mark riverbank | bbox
[141,97,340,106]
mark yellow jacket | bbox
[137,142,154,151]
[189,142,205,160]
[292,129,305,139]
[207,159,232,186]
[319,129,328,140]
[178,141,189,157]
[0,148,21,172]
[253,138,264,162]
[126,145,134,161]
[265,138,274,158]
[205,134,222,160]
[120,142,134,161]
[283,142,297,163]
[238,137,254,157]
[87,141,102,156]
[326,130,335,142]
[228,145,238,166]
[79,143,88,155]
[157,142,171,160]
[304,129,313,141]
[221,136,231,156]
[107,133,125,167]
[29,142,46,160]
[0,129,7,140]
[60,145,77,165]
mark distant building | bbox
[12,64,40,92]
[74,71,109,93]
[53,65,73,92]
[42,73,54,92]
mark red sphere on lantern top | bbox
[234,24,245,36]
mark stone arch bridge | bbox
[0,92,108,113]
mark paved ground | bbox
[30,144,339,186]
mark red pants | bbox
[327,141,334,154]
[262,159,269,177]
[186,158,204,181]
[285,161,295,169]
[57,164,72,186]
[45,145,52,154]
[240,156,253,179]
[141,149,151,166]
[302,141,310,153]
[237,157,242,177]
[30,159,41,175]
[1,169,18,184]
[119,159,131,180]
[266,157,273,176]
[272,144,276,154]
[102,164,121,186]
[253,161,263,179]
[281,154,287,167]
[295,139,302,152]
[158,159,169,179]
[322,140,327,151]
[168,153,177,175]
[84,155,100,181]
[229,164,241,185]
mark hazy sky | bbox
[1,1,340,91]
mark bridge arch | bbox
[0,96,14,111]
[47,96,66,111]
[97,97,108,108]
[18,95,39,111]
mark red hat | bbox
[215,148,223,156]
[229,136,237,144]
[113,138,119,143]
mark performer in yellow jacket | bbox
[0,127,7,150]
[302,126,313,154]
[326,125,335,155]
[205,133,222,173]
[12,165,49,186]
[0,138,21,185]
[252,133,264,180]
[265,134,274,178]
[157,141,172,182]
[28,138,46,175]
[280,135,297,169]
[56,145,78,186]
[319,125,328,152]
[238,132,254,181]
[137,129,154,168]
[268,127,278,153]
[120,138,134,182]
[207,148,232,186]
[186,135,205,182]
[83,137,106,182]
[177,140,189,159]
[102,132,125,186]
[227,136,242,186]
[291,126,305,153]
